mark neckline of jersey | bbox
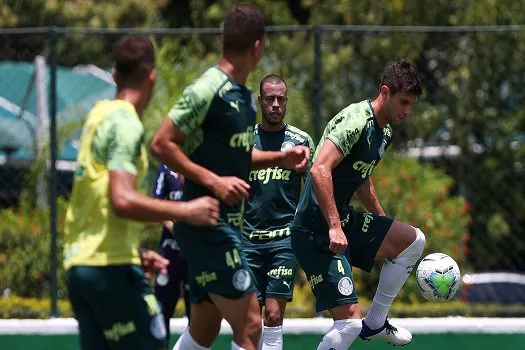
[213,65,248,89]
[110,99,139,117]
[257,123,287,134]
[367,99,386,129]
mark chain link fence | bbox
[0,26,524,317]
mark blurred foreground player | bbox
[64,36,219,350]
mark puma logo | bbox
[283,280,291,289]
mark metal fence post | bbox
[313,25,323,142]
[48,26,59,318]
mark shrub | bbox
[0,196,68,299]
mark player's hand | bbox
[140,249,169,280]
[183,196,220,227]
[328,227,348,254]
[281,145,310,172]
[211,176,250,205]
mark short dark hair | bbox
[223,4,266,55]
[259,74,287,96]
[380,59,422,96]
[114,36,155,86]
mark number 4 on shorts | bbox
[337,260,345,274]
[226,248,241,269]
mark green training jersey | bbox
[168,66,256,234]
[64,100,148,268]
[243,124,315,246]
[292,100,392,234]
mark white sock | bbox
[317,319,362,350]
[261,325,283,350]
[231,341,247,350]
[364,229,426,330]
[172,329,210,350]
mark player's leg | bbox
[291,230,363,349]
[318,303,362,350]
[243,246,267,305]
[173,227,261,349]
[261,298,287,350]
[67,267,111,350]
[209,291,262,349]
[74,265,168,350]
[261,244,297,349]
[347,211,425,345]
[243,245,269,348]
[173,300,222,350]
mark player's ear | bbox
[149,68,157,83]
[380,85,390,99]
[253,38,264,64]
[258,94,262,106]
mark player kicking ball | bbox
[291,59,426,349]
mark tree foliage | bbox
[2,0,524,273]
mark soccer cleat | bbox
[359,319,412,346]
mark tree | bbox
[2,0,524,275]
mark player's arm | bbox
[313,110,363,253]
[105,118,219,227]
[251,147,310,171]
[311,140,344,230]
[355,177,385,216]
[110,169,219,226]
[310,139,347,254]
[151,165,174,232]
[150,82,249,206]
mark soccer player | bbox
[150,5,310,350]
[64,36,220,350]
[242,74,315,350]
[152,164,191,339]
[291,59,426,349]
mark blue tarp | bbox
[0,62,115,162]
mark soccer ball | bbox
[416,253,461,301]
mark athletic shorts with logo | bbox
[291,209,393,312]
[174,222,256,304]
[243,241,297,303]
[67,265,166,350]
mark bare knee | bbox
[188,303,221,347]
[377,221,420,259]
[330,303,361,320]
[264,299,287,327]
[264,306,284,327]
[231,307,262,347]
[246,308,262,343]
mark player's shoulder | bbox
[94,100,143,134]
[285,124,313,145]
[187,66,230,99]
[330,100,370,130]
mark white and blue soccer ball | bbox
[416,253,461,301]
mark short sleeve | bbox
[104,115,144,175]
[305,134,316,169]
[168,81,214,136]
[325,109,365,157]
